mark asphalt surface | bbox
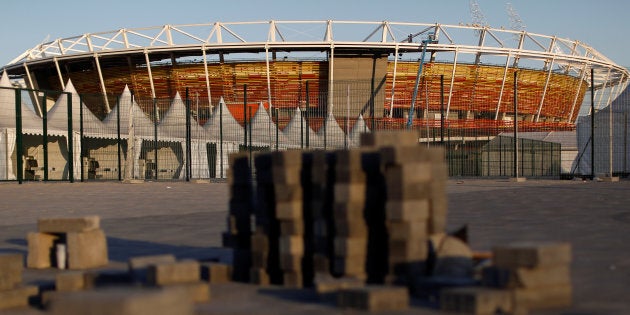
[0,178,628,314]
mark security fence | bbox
[0,75,627,183]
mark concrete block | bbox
[0,285,39,310]
[56,271,86,292]
[385,181,431,201]
[38,216,100,233]
[200,263,231,284]
[280,254,302,271]
[48,287,195,315]
[334,237,368,257]
[335,167,366,183]
[338,285,409,312]
[334,183,366,203]
[0,253,23,290]
[333,257,366,277]
[440,287,513,315]
[273,184,303,202]
[513,284,572,310]
[271,150,303,168]
[161,282,210,303]
[360,131,419,147]
[334,149,364,167]
[280,219,304,236]
[385,163,432,183]
[249,268,270,285]
[276,200,303,220]
[66,229,108,269]
[385,199,430,222]
[147,260,200,286]
[27,232,58,269]
[389,239,429,261]
[128,254,177,283]
[334,219,368,237]
[279,235,304,256]
[483,265,571,289]
[332,202,365,221]
[493,242,572,269]
[282,271,302,288]
[271,167,301,185]
[313,274,364,294]
[386,220,427,241]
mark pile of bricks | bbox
[27,216,108,270]
[441,241,573,314]
[0,253,39,310]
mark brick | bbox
[200,262,231,284]
[334,257,366,277]
[161,282,210,303]
[334,237,367,257]
[332,202,365,221]
[360,131,419,147]
[440,287,513,315]
[334,183,366,203]
[283,271,302,288]
[250,232,269,252]
[56,271,86,292]
[273,184,303,202]
[271,150,303,168]
[271,167,301,185]
[38,216,100,233]
[27,232,58,269]
[147,260,200,286]
[493,242,572,269]
[385,181,431,201]
[386,220,427,241]
[385,199,430,222]
[335,167,366,183]
[276,200,302,220]
[379,146,430,165]
[384,163,432,183]
[280,219,304,236]
[280,254,302,271]
[338,285,409,312]
[482,265,571,289]
[129,254,177,283]
[512,284,572,310]
[279,235,304,255]
[48,287,195,315]
[313,274,364,294]
[249,268,270,285]
[389,239,429,261]
[0,285,39,310]
[334,219,368,237]
[0,253,23,290]
[66,229,108,269]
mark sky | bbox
[1,0,629,68]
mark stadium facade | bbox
[1,21,628,130]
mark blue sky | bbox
[1,0,629,67]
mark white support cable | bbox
[495,53,512,120]
[202,47,212,108]
[535,58,555,122]
[144,50,156,99]
[93,53,111,113]
[23,62,42,117]
[596,68,612,110]
[568,63,589,122]
[445,48,458,119]
[389,45,399,118]
[53,57,65,91]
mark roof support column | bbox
[265,45,273,147]
[535,58,555,122]
[328,44,334,113]
[54,57,65,90]
[446,48,458,119]
[94,53,111,113]
[23,63,43,117]
[388,45,399,118]
[494,53,511,120]
[202,47,212,108]
[596,68,612,110]
[144,49,156,99]
[568,63,589,122]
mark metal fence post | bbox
[42,91,49,181]
[513,71,519,179]
[153,98,158,180]
[67,92,74,183]
[591,68,595,179]
[79,94,85,182]
[15,89,23,184]
[305,81,310,148]
[220,100,224,178]
[185,88,191,181]
[116,96,122,181]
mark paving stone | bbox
[0,285,39,310]
[493,242,572,269]
[440,286,513,315]
[37,216,100,233]
[147,260,200,286]
[0,253,23,290]
[66,229,108,269]
[26,232,58,269]
[337,285,410,312]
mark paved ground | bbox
[0,179,628,314]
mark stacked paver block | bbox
[337,285,410,312]
[27,216,108,270]
[440,287,514,315]
[48,287,195,315]
[146,260,210,303]
[200,262,232,284]
[223,152,254,282]
[305,151,336,279]
[0,253,39,310]
[487,241,573,311]
[332,149,368,281]
[271,150,306,288]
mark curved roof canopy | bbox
[2,20,628,87]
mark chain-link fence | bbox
[1,74,627,182]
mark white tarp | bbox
[48,79,105,136]
[282,107,319,148]
[250,102,286,148]
[315,111,346,149]
[349,114,370,147]
[103,85,155,139]
[204,97,244,143]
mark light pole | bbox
[407,32,438,129]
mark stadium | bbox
[1,20,629,180]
